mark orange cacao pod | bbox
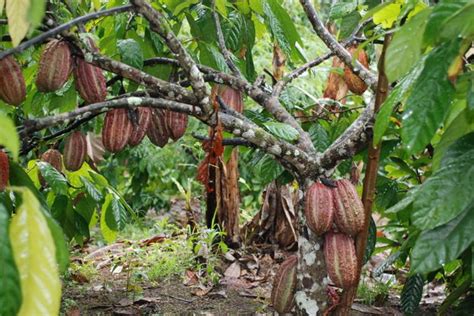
[271,255,297,314]
[324,232,358,289]
[128,107,152,147]
[323,57,348,102]
[36,40,72,92]
[166,110,188,142]
[74,58,107,104]
[332,179,365,236]
[0,150,9,191]
[63,131,87,171]
[217,85,244,113]
[304,182,334,235]
[147,109,170,147]
[39,149,63,186]
[102,108,133,153]
[0,55,26,106]
[343,46,369,95]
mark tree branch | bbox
[0,5,133,59]
[299,0,378,90]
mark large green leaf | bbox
[411,204,474,274]
[80,176,103,202]
[0,204,22,316]
[401,39,461,155]
[6,0,30,46]
[264,122,299,142]
[107,194,128,230]
[9,188,61,316]
[256,155,284,185]
[400,274,424,315]
[100,194,117,243]
[0,113,20,161]
[117,38,144,69]
[37,161,68,195]
[411,133,474,229]
[423,1,467,46]
[27,0,46,31]
[440,3,474,40]
[385,8,430,83]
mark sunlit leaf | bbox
[100,194,117,243]
[6,0,31,47]
[0,113,20,161]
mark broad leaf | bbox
[117,38,144,69]
[308,123,330,152]
[27,0,45,31]
[264,122,299,142]
[385,8,430,83]
[440,3,474,41]
[256,155,284,185]
[37,161,68,195]
[363,217,377,265]
[100,194,117,243]
[107,194,128,230]
[6,0,30,47]
[400,274,424,315]
[0,0,4,15]
[372,2,401,28]
[411,204,474,273]
[0,113,20,161]
[9,188,61,316]
[423,1,467,46]
[80,176,103,202]
[411,132,474,230]
[0,204,22,316]
[401,39,461,155]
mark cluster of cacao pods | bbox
[323,46,369,102]
[304,179,366,289]
[271,255,297,314]
[0,38,106,106]
[101,107,188,153]
[0,150,9,191]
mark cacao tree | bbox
[0,0,473,315]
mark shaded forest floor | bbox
[60,204,446,315]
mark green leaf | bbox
[440,3,474,41]
[263,0,303,61]
[363,217,377,265]
[0,0,4,15]
[423,1,467,46]
[401,39,461,155]
[80,176,103,202]
[400,274,424,315]
[308,123,330,151]
[372,2,401,28]
[108,194,128,230]
[256,155,284,185]
[329,2,357,20]
[117,38,144,69]
[0,204,22,316]
[411,132,474,230]
[27,0,46,31]
[0,113,20,161]
[6,0,30,46]
[385,8,430,83]
[100,194,117,243]
[411,204,474,273]
[9,188,61,316]
[36,161,68,195]
[264,122,299,142]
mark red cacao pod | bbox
[343,46,369,95]
[73,58,107,104]
[271,255,297,314]
[323,57,348,102]
[0,150,9,191]
[324,232,358,289]
[217,85,243,113]
[63,131,87,171]
[36,40,72,92]
[333,179,365,236]
[147,109,170,147]
[304,182,334,235]
[0,55,26,106]
[39,149,63,186]
[102,108,133,153]
[165,110,188,142]
[128,107,152,147]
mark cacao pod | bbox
[73,57,107,104]
[343,46,369,95]
[102,108,133,153]
[36,40,72,92]
[39,149,63,186]
[147,109,170,147]
[332,179,365,236]
[165,110,188,142]
[271,255,297,314]
[324,232,358,289]
[0,150,9,191]
[323,57,348,102]
[304,182,334,235]
[216,85,243,113]
[128,107,152,147]
[0,55,26,106]
[63,131,87,171]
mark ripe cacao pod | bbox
[63,131,87,171]
[36,40,72,92]
[0,55,26,106]
[343,46,369,95]
[0,150,9,191]
[304,182,334,235]
[323,57,348,102]
[39,149,63,186]
[102,108,133,153]
[165,110,188,142]
[332,179,365,236]
[271,255,297,314]
[216,85,243,113]
[128,107,152,147]
[73,57,107,104]
[324,232,358,289]
[147,109,170,147]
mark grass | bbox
[357,279,392,306]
